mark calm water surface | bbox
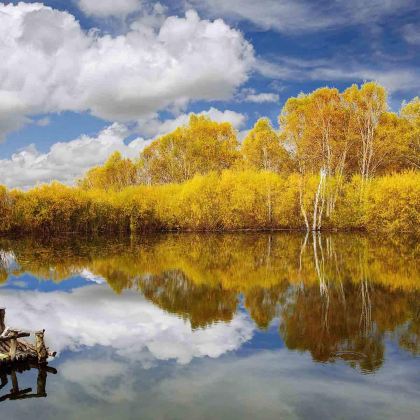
[0,233,419,419]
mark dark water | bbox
[0,233,419,419]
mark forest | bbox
[0,82,419,235]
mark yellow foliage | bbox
[138,115,239,184]
[0,83,418,235]
[0,171,419,234]
[400,97,420,169]
[241,118,293,173]
[79,151,138,191]
[365,171,420,234]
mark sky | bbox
[0,0,419,189]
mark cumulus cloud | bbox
[0,3,254,140]
[78,0,143,18]
[0,123,148,189]
[1,284,255,365]
[137,107,247,138]
[0,104,247,189]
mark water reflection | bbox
[0,364,57,402]
[0,233,418,375]
[0,233,419,418]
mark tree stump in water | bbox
[35,330,48,364]
[8,330,18,362]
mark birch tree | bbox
[400,97,420,170]
[343,82,387,180]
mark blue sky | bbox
[0,0,419,188]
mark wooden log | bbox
[18,339,39,356]
[11,370,18,393]
[0,330,30,342]
[35,330,48,364]
[36,367,47,397]
[0,308,5,335]
[8,330,18,362]
[28,362,57,374]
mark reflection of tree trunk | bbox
[298,233,309,291]
[266,234,272,268]
[360,279,372,337]
[299,233,309,271]
[313,234,329,331]
[359,251,373,337]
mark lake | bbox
[0,233,419,419]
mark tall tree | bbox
[400,97,420,170]
[241,118,293,173]
[79,151,138,191]
[280,87,352,230]
[138,115,240,184]
[343,82,387,180]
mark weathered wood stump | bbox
[8,330,18,362]
[35,330,48,364]
[0,309,55,367]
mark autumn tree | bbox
[79,151,138,191]
[0,186,13,232]
[280,87,352,230]
[241,118,293,173]
[138,115,240,184]
[370,111,411,174]
[400,97,420,169]
[343,82,388,180]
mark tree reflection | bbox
[137,270,238,329]
[0,232,418,372]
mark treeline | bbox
[0,82,419,234]
[1,170,418,234]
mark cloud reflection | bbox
[0,283,254,365]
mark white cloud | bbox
[80,269,106,284]
[243,92,279,103]
[188,0,417,33]
[0,104,248,189]
[0,123,148,189]
[257,57,420,94]
[0,3,254,140]
[0,105,247,188]
[34,116,51,127]
[0,284,254,365]
[137,107,247,138]
[78,0,143,18]
[60,358,137,402]
[402,24,420,45]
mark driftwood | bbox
[35,330,48,363]
[0,309,55,366]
